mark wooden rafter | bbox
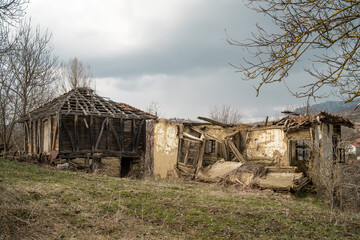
[18,88,153,122]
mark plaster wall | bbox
[246,128,288,166]
[153,119,179,179]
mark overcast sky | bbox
[26,0,333,122]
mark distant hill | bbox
[294,100,360,123]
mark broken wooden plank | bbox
[227,139,246,162]
[109,121,121,151]
[177,164,196,175]
[120,118,125,152]
[190,126,224,143]
[95,118,107,150]
[183,132,203,142]
[106,118,110,151]
[197,116,229,128]
[61,120,75,152]
[74,115,79,151]
[195,135,206,176]
[131,119,136,152]
[225,130,240,139]
[58,116,62,152]
[135,119,145,151]
[221,143,228,161]
[51,119,58,150]
[90,116,94,151]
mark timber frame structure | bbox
[18,88,155,163]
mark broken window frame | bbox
[290,139,310,162]
[332,136,345,164]
[205,139,216,154]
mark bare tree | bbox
[0,0,28,153]
[0,0,28,56]
[0,0,27,23]
[0,55,19,152]
[145,101,162,117]
[9,20,58,116]
[228,1,360,103]
[60,57,94,92]
[209,105,242,124]
[0,20,58,154]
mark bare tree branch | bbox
[209,105,242,124]
[59,57,94,93]
[229,0,360,102]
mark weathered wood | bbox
[131,119,135,151]
[51,119,58,150]
[95,118,107,150]
[90,116,94,151]
[58,116,62,152]
[177,164,196,175]
[197,116,230,128]
[24,121,29,152]
[61,119,75,151]
[29,121,32,153]
[225,130,240,139]
[191,126,224,143]
[74,115,79,151]
[76,98,87,115]
[195,134,206,175]
[109,121,121,151]
[120,118,124,152]
[222,143,228,161]
[227,139,246,162]
[106,118,110,151]
[37,119,41,154]
[141,119,146,152]
[135,119,145,151]
[183,132,203,142]
[183,150,189,165]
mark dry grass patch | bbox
[0,158,359,240]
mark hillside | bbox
[295,100,360,122]
[1,159,359,239]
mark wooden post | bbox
[62,120,75,151]
[142,119,146,152]
[109,121,121,151]
[24,122,28,153]
[50,117,53,151]
[37,119,41,154]
[135,119,145,152]
[106,118,110,151]
[74,114,79,152]
[58,115,62,153]
[95,117,107,150]
[131,119,135,152]
[120,118,124,152]
[195,135,206,176]
[51,119,58,151]
[90,116,94,152]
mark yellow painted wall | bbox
[153,119,179,179]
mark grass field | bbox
[0,158,359,239]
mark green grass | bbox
[0,158,359,239]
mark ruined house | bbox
[153,112,354,191]
[18,88,156,177]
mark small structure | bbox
[18,88,156,177]
[153,111,354,191]
[352,138,360,155]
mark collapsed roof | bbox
[19,88,156,122]
[274,111,354,131]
